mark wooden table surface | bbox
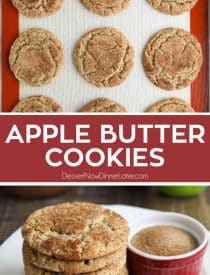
[0,186,210,245]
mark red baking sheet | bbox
[1,0,209,112]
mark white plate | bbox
[0,205,209,275]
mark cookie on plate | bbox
[147,98,195,112]
[11,0,64,18]
[148,0,198,15]
[143,28,203,90]
[23,241,127,274]
[80,0,131,16]
[80,97,127,112]
[74,27,134,88]
[12,96,63,112]
[9,28,64,87]
[22,202,129,261]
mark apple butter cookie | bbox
[11,0,64,18]
[147,98,195,112]
[9,28,64,87]
[80,0,131,16]
[12,96,63,112]
[143,28,203,90]
[74,27,134,88]
[148,0,198,15]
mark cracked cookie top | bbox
[80,0,131,16]
[74,27,134,88]
[22,202,129,261]
[143,28,203,91]
[80,97,127,112]
[9,28,64,87]
[147,98,195,112]
[12,96,63,112]
[11,0,64,18]
[148,0,198,15]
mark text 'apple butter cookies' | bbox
[22,202,129,275]
[148,0,198,15]
[143,28,203,90]
[11,0,64,18]
[9,28,64,87]
[12,96,63,112]
[80,97,127,112]
[147,98,194,112]
[80,0,131,16]
[74,27,134,88]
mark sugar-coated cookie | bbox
[143,28,203,90]
[23,241,127,274]
[80,97,127,112]
[81,0,131,16]
[9,28,64,87]
[148,0,198,15]
[11,0,64,18]
[22,202,129,261]
[147,98,195,112]
[12,96,63,112]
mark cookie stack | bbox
[22,202,129,275]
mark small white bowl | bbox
[127,212,208,275]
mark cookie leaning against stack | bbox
[22,202,129,275]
